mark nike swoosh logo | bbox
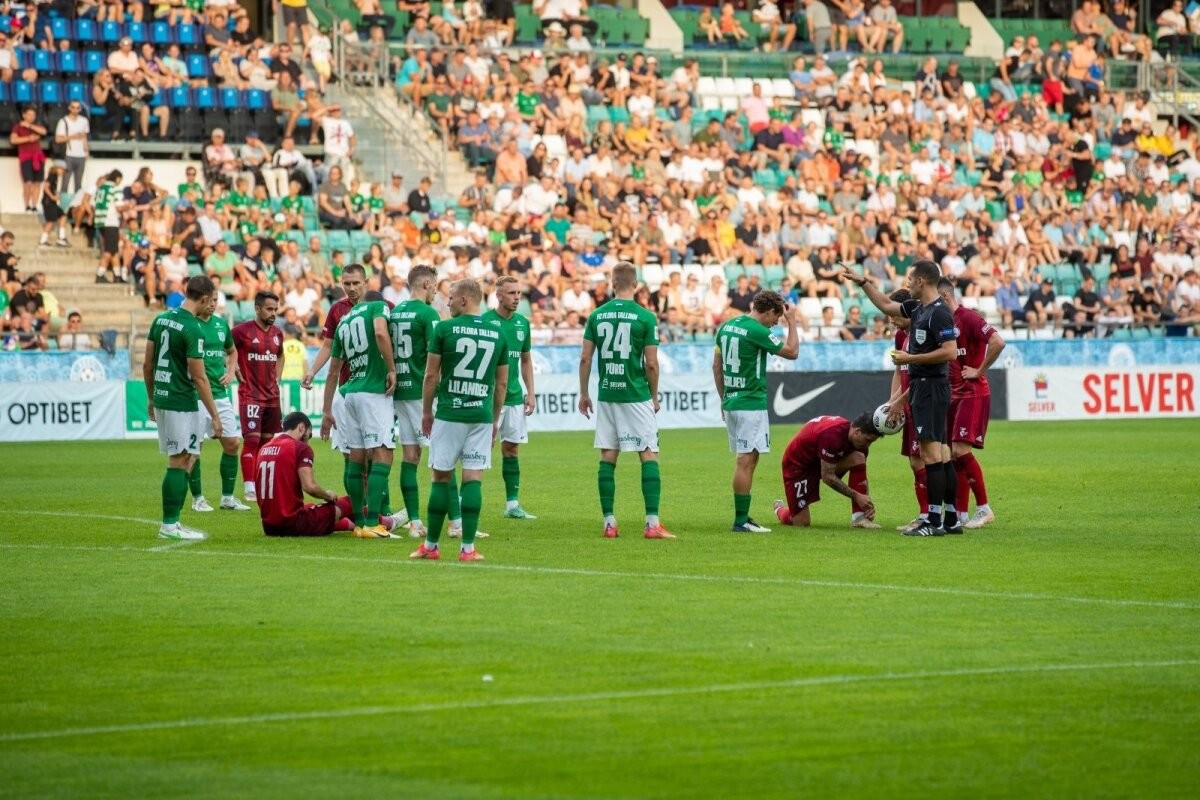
[772,381,836,417]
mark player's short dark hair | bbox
[343,263,367,278]
[909,259,942,284]
[612,261,637,291]
[254,291,279,308]
[408,265,436,288]
[752,290,785,316]
[282,411,311,433]
[185,275,215,301]
[936,277,955,295]
[889,288,912,303]
[852,411,880,436]
[108,169,123,183]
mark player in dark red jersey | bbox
[256,412,357,536]
[772,413,881,528]
[938,278,1005,529]
[882,289,930,532]
[233,291,283,502]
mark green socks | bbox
[426,480,449,546]
[219,453,237,497]
[187,460,202,498]
[598,460,616,517]
[641,461,661,516]
[380,484,392,517]
[502,456,520,503]
[447,470,462,522]
[366,462,391,522]
[459,480,483,548]
[162,467,188,525]
[734,493,751,526]
[400,461,420,523]
[345,461,366,526]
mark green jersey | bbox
[716,314,784,411]
[431,314,506,424]
[482,308,531,407]
[95,183,120,227]
[331,300,392,396]
[196,314,234,400]
[388,299,441,402]
[582,299,659,404]
[147,307,205,412]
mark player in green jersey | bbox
[482,275,537,520]
[579,261,674,540]
[389,264,442,539]
[189,289,253,513]
[713,290,799,533]
[321,284,398,539]
[143,275,224,540]
[411,279,508,562]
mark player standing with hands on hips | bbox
[233,291,284,503]
[714,290,800,533]
[842,260,961,536]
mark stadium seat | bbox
[152,20,172,45]
[50,16,71,41]
[100,20,121,43]
[13,80,33,105]
[327,230,352,252]
[177,23,201,48]
[33,48,55,76]
[127,21,147,43]
[59,50,82,78]
[642,264,664,290]
[75,18,98,45]
[723,264,745,284]
[84,50,105,75]
[187,53,210,79]
[66,82,87,105]
[39,81,63,109]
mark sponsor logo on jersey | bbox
[914,329,927,344]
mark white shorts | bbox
[329,390,349,454]
[594,400,659,453]
[428,419,492,472]
[394,398,429,447]
[498,404,528,444]
[203,396,242,439]
[339,391,396,451]
[726,409,771,454]
[156,408,206,455]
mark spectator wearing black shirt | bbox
[0,231,20,295]
[407,176,433,215]
[268,43,304,85]
[1024,277,1063,331]
[9,276,48,328]
[1065,275,1101,338]
[727,274,755,313]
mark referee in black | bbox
[842,259,960,536]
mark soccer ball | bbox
[873,404,904,436]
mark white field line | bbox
[1,659,1197,744]
[7,511,209,547]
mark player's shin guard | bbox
[187,460,203,498]
[597,461,616,517]
[400,461,420,522]
[447,470,462,522]
[163,467,188,525]
[345,461,366,526]
[848,465,868,513]
[366,462,391,522]
[426,481,450,545]
[219,453,238,497]
[957,452,988,505]
[502,455,520,503]
[925,462,945,528]
[640,461,661,517]
[914,467,929,515]
[459,480,482,548]
[942,460,958,518]
[240,436,261,482]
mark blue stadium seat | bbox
[58,50,82,77]
[187,53,209,78]
[246,89,267,109]
[127,21,147,43]
[13,80,33,104]
[151,20,172,45]
[0,16,10,35]
[39,81,62,107]
[167,86,190,108]
[219,87,240,108]
[195,86,216,109]
[66,81,87,105]
[84,49,105,75]
[51,17,71,40]
[75,18,98,44]
[33,49,55,75]
[100,20,121,43]
[177,23,200,47]
[0,82,8,104]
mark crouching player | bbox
[773,413,882,528]
[256,412,358,536]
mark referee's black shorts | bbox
[909,377,950,444]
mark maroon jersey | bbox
[949,306,994,400]
[321,298,354,387]
[256,434,314,528]
[894,329,910,392]
[783,416,858,474]
[233,320,282,405]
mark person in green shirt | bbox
[411,279,508,562]
[578,261,674,540]
[189,288,252,513]
[713,289,799,532]
[483,275,537,520]
[321,267,398,539]
[142,275,223,540]
[389,265,442,539]
[177,165,204,204]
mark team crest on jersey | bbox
[217,331,225,342]
[517,331,525,341]
[273,336,280,346]
[914,329,927,344]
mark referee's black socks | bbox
[942,460,958,523]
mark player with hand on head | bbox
[388,265,441,539]
[232,291,284,503]
[772,413,882,529]
[143,275,223,540]
[411,279,508,562]
[321,278,398,538]
[881,288,931,532]
[937,278,1005,529]
[578,261,674,540]
[255,412,359,536]
[843,259,960,536]
[189,288,252,512]
[484,275,538,520]
[714,290,800,533]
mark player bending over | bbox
[256,412,361,536]
[578,261,673,539]
[772,413,881,528]
[233,291,283,503]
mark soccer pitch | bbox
[2,420,1198,798]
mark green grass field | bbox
[2,419,1199,798]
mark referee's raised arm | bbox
[840,263,902,318]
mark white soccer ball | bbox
[873,404,904,436]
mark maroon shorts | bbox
[782,467,822,516]
[240,403,282,438]
[263,497,353,537]
[949,395,990,448]
[899,403,920,458]
[1043,80,1063,106]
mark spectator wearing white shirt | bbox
[562,278,595,314]
[284,277,321,327]
[320,106,356,181]
[383,273,411,306]
[566,23,591,51]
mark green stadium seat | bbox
[764,265,785,286]
[723,264,745,284]
[327,230,351,251]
